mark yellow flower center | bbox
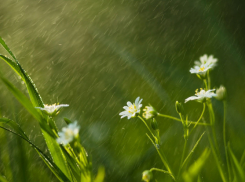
[128,104,137,113]
[198,66,205,72]
[195,88,205,95]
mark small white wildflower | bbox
[143,105,157,120]
[119,97,143,119]
[36,103,69,116]
[57,121,80,145]
[194,54,218,68]
[190,62,214,77]
[185,88,217,103]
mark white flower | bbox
[57,121,80,145]
[36,103,69,116]
[143,105,157,120]
[190,62,214,76]
[194,54,218,68]
[119,97,143,119]
[185,88,217,103]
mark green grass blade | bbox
[0,126,70,182]
[0,37,44,107]
[94,167,105,182]
[0,55,22,77]
[0,176,9,182]
[0,37,17,61]
[182,148,210,182]
[0,118,28,140]
[228,144,245,181]
[0,38,72,180]
[181,132,206,168]
[240,149,245,167]
[1,76,41,121]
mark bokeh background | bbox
[0,0,245,181]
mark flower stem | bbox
[150,168,169,174]
[178,138,187,179]
[223,101,231,182]
[207,70,211,89]
[157,113,209,126]
[190,103,206,134]
[204,79,208,90]
[203,117,228,182]
[146,133,175,181]
[138,116,155,139]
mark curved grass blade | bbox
[0,118,28,140]
[0,37,71,180]
[94,167,105,182]
[0,37,44,107]
[1,76,41,121]
[0,125,70,182]
[0,176,9,182]
[0,55,22,77]
[228,144,245,181]
[182,148,210,182]
[0,37,17,61]
[181,132,206,168]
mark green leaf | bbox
[0,55,22,78]
[228,144,245,181]
[0,123,70,182]
[0,37,71,180]
[94,167,105,182]
[0,176,9,182]
[0,37,17,61]
[1,76,41,121]
[182,148,210,182]
[0,118,28,140]
[0,37,44,108]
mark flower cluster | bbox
[190,54,218,77]
[143,105,157,120]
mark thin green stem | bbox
[146,133,176,181]
[207,102,220,154]
[204,79,208,90]
[157,113,209,126]
[178,138,187,179]
[203,117,228,182]
[138,116,155,139]
[190,103,206,134]
[150,168,169,174]
[207,70,211,89]
[223,101,231,182]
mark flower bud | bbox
[142,170,153,182]
[215,85,226,101]
[143,105,158,120]
[175,101,185,115]
[150,118,159,131]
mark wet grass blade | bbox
[0,37,71,180]
[228,144,245,181]
[182,148,210,182]
[94,167,105,182]
[181,132,206,168]
[0,176,9,182]
[0,124,70,182]
[1,76,41,121]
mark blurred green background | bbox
[0,0,245,181]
